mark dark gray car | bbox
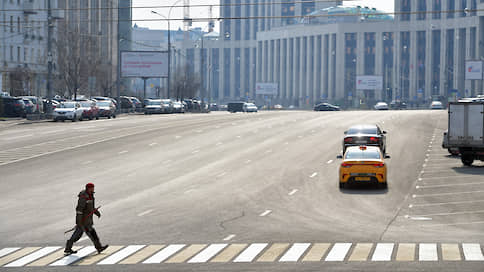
[342,124,387,155]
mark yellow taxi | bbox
[338,145,388,189]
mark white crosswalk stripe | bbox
[4,247,60,267]
[462,243,484,261]
[233,243,268,262]
[1,242,484,266]
[49,246,96,266]
[143,244,186,264]
[98,245,145,265]
[279,243,311,262]
[188,244,228,263]
[325,243,352,261]
[372,243,394,261]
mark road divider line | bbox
[417,182,484,189]
[149,143,158,146]
[413,190,484,197]
[310,172,318,178]
[410,199,484,207]
[245,160,252,164]
[137,209,153,217]
[82,161,92,165]
[118,150,128,155]
[216,172,226,178]
[223,235,236,241]
[411,209,484,217]
[192,150,200,154]
[288,189,298,196]
[327,160,333,164]
[259,210,272,217]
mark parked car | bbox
[172,101,185,113]
[430,101,444,109]
[96,100,116,119]
[120,96,135,112]
[144,99,162,114]
[342,124,387,155]
[228,102,246,113]
[21,96,43,113]
[374,102,389,110]
[1,97,26,117]
[79,101,99,120]
[130,97,143,112]
[218,104,228,111]
[314,103,340,111]
[209,103,219,111]
[53,101,84,122]
[161,99,174,113]
[243,103,258,112]
[22,98,35,114]
[273,104,284,110]
[390,100,407,110]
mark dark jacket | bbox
[75,190,100,228]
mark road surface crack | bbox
[218,211,245,231]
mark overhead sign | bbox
[465,61,483,80]
[356,76,383,90]
[256,83,278,95]
[121,51,168,78]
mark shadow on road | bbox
[452,165,484,175]
[339,183,388,195]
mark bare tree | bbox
[9,66,32,96]
[172,64,200,101]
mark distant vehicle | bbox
[79,101,99,120]
[446,101,484,166]
[337,145,389,189]
[390,100,407,110]
[314,103,340,111]
[160,99,174,113]
[374,102,389,110]
[273,104,284,110]
[228,102,246,113]
[144,99,162,114]
[120,96,135,112]
[243,103,258,112]
[53,102,84,122]
[442,130,459,156]
[22,98,35,114]
[218,104,228,111]
[209,103,219,111]
[1,97,26,117]
[288,105,297,110]
[172,101,185,113]
[96,100,116,119]
[430,101,444,109]
[130,97,143,112]
[343,124,387,155]
[21,96,43,113]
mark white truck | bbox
[447,101,484,166]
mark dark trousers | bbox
[65,225,102,250]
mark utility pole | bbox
[116,4,121,111]
[46,0,53,114]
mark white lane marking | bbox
[98,245,146,265]
[143,244,186,264]
[406,216,433,221]
[50,246,96,266]
[175,136,182,139]
[325,243,352,261]
[411,210,484,217]
[310,172,318,178]
[82,161,92,165]
[417,182,484,189]
[413,190,484,198]
[259,210,272,217]
[216,172,226,178]
[265,149,272,154]
[419,175,477,181]
[462,244,484,261]
[78,237,89,242]
[4,134,34,141]
[327,160,333,164]
[284,142,289,145]
[216,142,223,146]
[419,243,438,261]
[411,199,484,207]
[192,150,200,154]
[233,243,268,263]
[118,150,128,155]
[288,189,299,196]
[298,136,303,138]
[245,160,252,164]
[149,143,158,146]
[0,248,20,258]
[188,244,228,263]
[137,209,154,217]
[279,243,311,262]
[5,246,61,267]
[223,234,236,241]
[236,135,242,138]
[371,243,394,261]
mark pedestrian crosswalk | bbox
[0,242,483,267]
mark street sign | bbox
[356,75,383,90]
[121,51,168,78]
[256,83,278,95]
[465,61,483,80]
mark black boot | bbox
[64,240,77,256]
[97,245,109,254]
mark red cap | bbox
[86,183,95,188]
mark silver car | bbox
[53,102,84,122]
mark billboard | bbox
[121,51,168,78]
[465,61,483,80]
[255,83,278,95]
[356,76,383,90]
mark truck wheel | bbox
[461,154,474,166]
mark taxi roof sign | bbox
[359,146,367,150]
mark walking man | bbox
[64,183,108,255]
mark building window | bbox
[17,17,21,33]
[224,48,231,97]
[417,0,426,20]
[447,0,455,18]
[400,0,411,21]
[10,16,13,33]
[460,0,468,17]
[10,46,13,61]
[24,47,27,62]
[17,46,21,62]
[433,0,441,19]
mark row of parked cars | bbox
[53,98,117,122]
[1,96,44,117]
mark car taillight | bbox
[373,163,385,168]
[341,162,352,168]
[369,137,379,142]
[344,137,353,143]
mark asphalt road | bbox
[1,110,483,271]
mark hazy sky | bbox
[132,0,395,31]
